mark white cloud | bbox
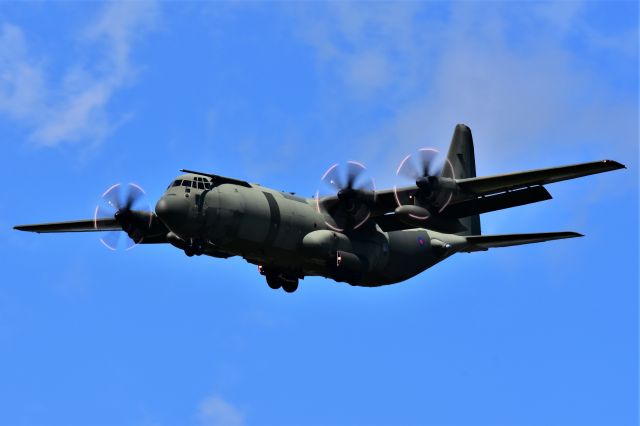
[292,2,638,179]
[0,24,46,121]
[0,1,158,146]
[198,394,245,426]
[345,50,389,95]
[295,2,427,100]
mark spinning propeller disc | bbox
[393,148,456,219]
[315,161,376,232]
[93,182,152,250]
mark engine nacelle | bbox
[335,250,364,272]
[301,230,352,258]
[329,250,367,284]
[394,205,431,225]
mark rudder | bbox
[441,124,481,236]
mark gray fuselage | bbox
[155,174,459,286]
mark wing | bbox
[370,159,623,220]
[15,213,169,244]
[369,184,552,223]
[14,218,120,233]
[456,160,625,196]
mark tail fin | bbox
[441,124,480,235]
[462,231,583,252]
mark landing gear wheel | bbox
[282,279,299,293]
[266,275,281,290]
[185,240,204,257]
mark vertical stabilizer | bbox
[441,124,481,235]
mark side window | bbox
[198,182,205,189]
[182,180,190,187]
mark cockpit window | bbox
[168,178,213,190]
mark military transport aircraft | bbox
[14,125,625,293]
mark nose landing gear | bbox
[166,233,206,257]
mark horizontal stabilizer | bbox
[457,160,625,195]
[462,231,583,252]
[14,218,120,233]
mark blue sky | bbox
[0,2,637,425]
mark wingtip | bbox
[563,231,584,238]
[14,225,38,233]
[603,159,626,169]
[555,231,583,239]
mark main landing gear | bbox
[184,239,205,257]
[259,266,300,293]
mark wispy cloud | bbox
[0,1,158,147]
[292,2,638,178]
[0,24,46,123]
[296,2,427,100]
[198,394,244,426]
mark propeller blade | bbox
[346,161,366,189]
[322,164,344,191]
[124,234,140,250]
[100,231,121,251]
[418,148,439,177]
[124,183,145,211]
[397,154,420,180]
[102,183,122,211]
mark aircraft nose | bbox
[155,196,188,229]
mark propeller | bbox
[93,183,152,250]
[316,161,377,232]
[394,148,456,219]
